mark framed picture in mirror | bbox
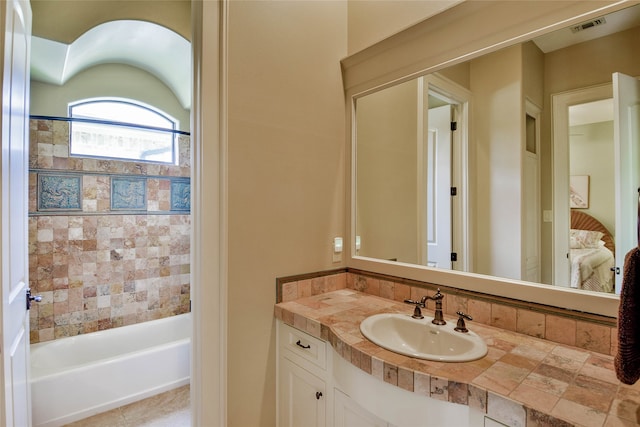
[570,175,590,209]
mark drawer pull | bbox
[296,340,311,349]
[316,391,323,400]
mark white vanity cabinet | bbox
[277,320,481,427]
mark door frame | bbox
[0,1,227,424]
[190,0,227,424]
[523,99,541,282]
[419,74,472,273]
[612,72,640,294]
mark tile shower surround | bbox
[28,118,191,343]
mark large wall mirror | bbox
[344,1,640,317]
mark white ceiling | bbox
[533,4,640,53]
[30,20,191,109]
[569,98,613,127]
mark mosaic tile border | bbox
[37,173,82,211]
[30,170,190,216]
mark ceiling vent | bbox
[571,17,606,33]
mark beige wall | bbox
[438,62,470,90]
[31,64,190,130]
[226,1,347,425]
[356,79,419,264]
[522,41,544,110]
[470,45,523,280]
[346,0,461,54]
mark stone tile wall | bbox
[29,118,191,343]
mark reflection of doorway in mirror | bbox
[419,74,471,273]
[554,88,617,292]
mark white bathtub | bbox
[30,313,191,427]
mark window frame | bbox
[68,97,180,165]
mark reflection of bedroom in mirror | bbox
[567,100,615,294]
[553,71,640,295]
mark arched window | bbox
[69,98,179,164]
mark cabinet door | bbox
[279,356,326,427]
[334,389,389,427]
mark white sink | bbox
[359,313,488,362]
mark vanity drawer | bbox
[278,322,327,370]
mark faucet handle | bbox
[455,311,473,333]
[404,299,425,319]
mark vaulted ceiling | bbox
[29,1,191,109]
[31,20,191,109]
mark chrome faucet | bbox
[423,289,446,325]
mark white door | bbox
[425,105,452,269]
[613,72,640,293]
[0,0,31,425]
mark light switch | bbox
[543,210,553,222]
[333,237,343,253]
[332,237,343,263]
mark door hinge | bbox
[451,253,458,262]
[451,121,457,131]
[450,187,457,196]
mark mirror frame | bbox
[342,0,635,318]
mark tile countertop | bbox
[274,289,640,427]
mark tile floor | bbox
[63,385,190,427]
